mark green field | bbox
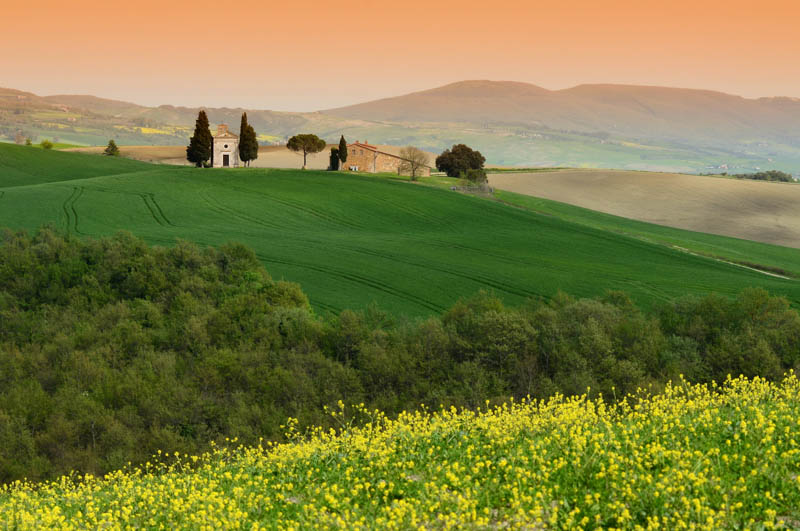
[493,189,800,278]
[1,143,798,315]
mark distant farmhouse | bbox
[211,124,240,168]
[345,141,432,177]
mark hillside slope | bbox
[0,142,154,188]
[325,80,800,145]
[0,144,798,314]
[490,169,800,249]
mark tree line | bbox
[733,170,796,182]
[1,230,798,484]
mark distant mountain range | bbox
[3,81,800,172]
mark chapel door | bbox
[223,154,230,167]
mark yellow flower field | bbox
[2,374,800,529]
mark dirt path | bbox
[489,169,800,249]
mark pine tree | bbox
[186,110,213,167]
[103,139,120,156]
[338,135,348,165]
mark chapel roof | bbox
[214,124,238,139]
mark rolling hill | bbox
[489,169,800,249]
[4,81,800,172]
[1,143,798,315]
[326,80,800,144]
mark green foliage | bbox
[39,139,54,150]
[436,144,485,177]
[185,111,212,167]
[734,170,795,182]
[24,138,32,146]
[1,230,799,484]
[338,135,348,163]
[238,113,258,167]
[461,168,487,183]
[103,140,120,157]
[329,148,340,171]
[286,134,326,168]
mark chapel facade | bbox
[211,124,240,168]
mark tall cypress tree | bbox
[239,113,250,166]
[338,135,348,166]
[329,147,340,170]
[245,124,258,166]
[186,110,212,167]
[238,113,259,167]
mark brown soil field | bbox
[65,145,436,171]
[489,169,800,249]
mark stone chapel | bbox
[211,124,240,168]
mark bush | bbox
[103,140,120,157]
[436,144,485,177]
[461,168,487,183]
[734,170,795,182]
[1,230,799,483]
[40,140,54,150]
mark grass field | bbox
[491,189,800,278]
[1,143,799,315]
[2,374,799,528]
[489,169,800,249]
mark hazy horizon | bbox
[3,0,799,111]
[7,78,800,113]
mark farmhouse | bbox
[344,141,431,177]
[211,124,240,168]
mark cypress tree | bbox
[329,148,340,170]
[239,113,250,166]
[238,113,259,167]
[186,110,212,167]
[245,124,258,166]
[338,135,348,165]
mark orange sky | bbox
[3,0,799,110]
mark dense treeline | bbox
[1,230,799,483]
[733,170,795,182]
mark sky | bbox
[3,0,799,111]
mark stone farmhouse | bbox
[344,141,432,177]
[211,124,240,168]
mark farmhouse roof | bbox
[349,141,433,168]
[214,124,238,139]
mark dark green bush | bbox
[1,229,798,483]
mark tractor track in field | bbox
[61,187,84,235]
[196,187,284,231]
[420,238,546,270]
[342,244,545,301]
[311,300,341,315]
[256,254,446,313]
[81,186,175,227]
[228,185,364,230]
[347,188,458,230]
[145,193,174,227]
